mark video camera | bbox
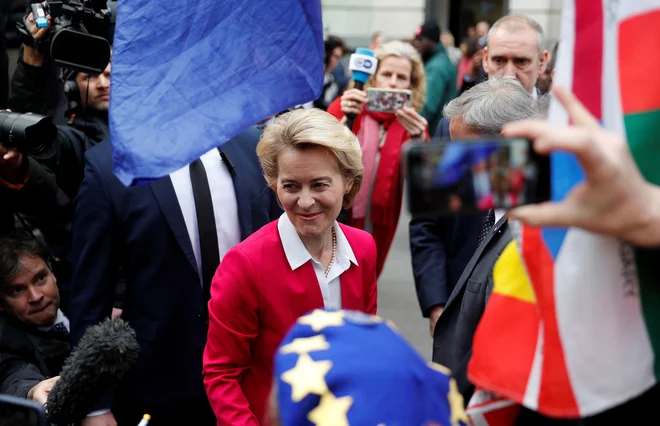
[17,0,116,75]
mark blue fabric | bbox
[109,0,324,186]
[275,310,466,425]
[543,152,584,259]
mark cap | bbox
[415,21,441,43]
[274,309,469,425]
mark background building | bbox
[322,0,561,49]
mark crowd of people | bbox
[0,4,659,426]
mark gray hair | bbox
[442,77,540,135]
[537,93,551,118]
[487,14,545,52]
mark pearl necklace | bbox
[324,227,337,278]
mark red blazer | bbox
[203,220,378,425]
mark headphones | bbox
[60,68,81,116]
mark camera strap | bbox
[16,16,50,53]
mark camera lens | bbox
[0,112,57,159]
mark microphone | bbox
[346,48,378,130]
[45,318,140,425]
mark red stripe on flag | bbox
[522,226,579,417]
[573,0,604,120]
[618,10,660,114]
[468,293,540,402]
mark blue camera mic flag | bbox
[109,0,324,186]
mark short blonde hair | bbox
[257,109,364,208]
[364,40,427,111]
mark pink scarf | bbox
[352,113,381,219]
[352,111,407,223]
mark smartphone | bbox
[365,88,413,113]
[0,394,47,426]
[404,138,550,216]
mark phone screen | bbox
[366,89,413,113]
[405,138,550,216]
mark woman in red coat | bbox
[202,109,377,425]
[327,40,429,276]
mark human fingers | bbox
[507,197,584,229]
[504,121,605,174]
[552,84,599,128]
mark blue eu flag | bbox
[109,0,324,186]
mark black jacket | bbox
[0,314,70,398]
[10,53,109,141]
[410,117,487,316]
[432,217,511,403]
[1,126,93,313]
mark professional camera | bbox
[16,0,116,75]
[0,112,58,160]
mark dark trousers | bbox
[515,384,660,425]
[114,396,215,426]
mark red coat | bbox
[202,220,378,425]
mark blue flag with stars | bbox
[275,309,469,425]
[109,0,324,186]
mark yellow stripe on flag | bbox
[493,241,536,303]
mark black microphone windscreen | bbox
[46,318,140,424]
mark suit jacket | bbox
[410,117,487,316]
[432,217,511,402]
[68,128,282,414]
[203,220,378,425]
[0,315,70,398]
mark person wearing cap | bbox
[203,109,378,426]
[413,21,458,135]
[270,308,469,426]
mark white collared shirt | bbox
[38,309,69,332]
[170,149,240,286]
[277,213,358,310]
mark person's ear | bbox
[482,47,491,73]
[539,49,549,75]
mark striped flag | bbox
[467,0,660,419]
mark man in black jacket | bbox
[10,11,110,142]
[423,78,539,404]
[0,230,68,406]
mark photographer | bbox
[0,110,92,314]
[10,9,110,143]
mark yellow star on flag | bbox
[428,361,452,375]
[280,353,332,402]
[448,379,469,426]
[280,335,330,355]
[298,309,344,331]
[307,392,353,426]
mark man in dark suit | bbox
[421,78,539,405]
[68,128,281,426]
[0,230,69,406]
[409,106,485,337]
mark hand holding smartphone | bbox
[366,88,413,113]
[404,138,550,216]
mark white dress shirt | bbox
[170,148,240,284]
[38,309,69,333]
[277,213,358,310]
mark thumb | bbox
[507,200,578,229]
[3,151,20,161]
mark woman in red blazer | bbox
[203,109,378,425]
